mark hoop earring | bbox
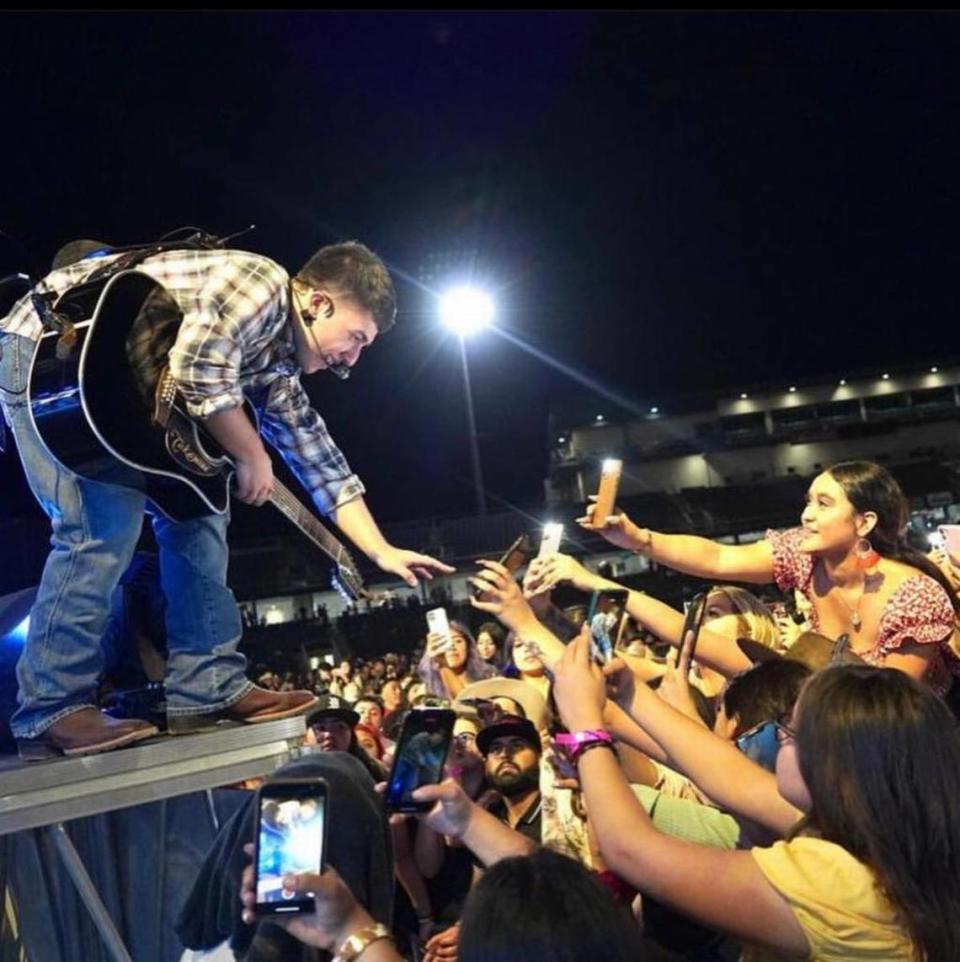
[855,537,881,571]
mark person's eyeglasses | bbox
[773,719,797,745]
[453,732,477,748]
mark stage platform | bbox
[1,717,306,961]
[0,716,305,834]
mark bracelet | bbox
[635,527,654,555]
[333,922,394,962]
[553,729,613,761]
[574,740,617,766]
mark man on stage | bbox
[0,237,453,758]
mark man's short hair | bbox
[297,241,397,332]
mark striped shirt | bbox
[1,248,365,516]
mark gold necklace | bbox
[834,579,866,632]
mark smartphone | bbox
[736,720,780,773]
[679,592,708,664]
[592,459,623,527]
[499,533,535,574]
[458,696,505,727]
[474,533,535,599]
[586,588,630,665]
[253,778,328,916]
[538,522,564,558]
[383,708,456,813]
[939,524,960,562]
[426,607,454,654]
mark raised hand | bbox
[576,497,644,551]
[552,626,607,732]
[424,922,460,962]
[522,556,552,613]
[468,559,537,634]
[655,629,704,724]
[527,552,601,595]
[411,779,476,840]
[425,632,453,662]
[239,843,373,951]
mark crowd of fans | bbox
[181,459,960,962]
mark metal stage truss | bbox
[0,718,306,962]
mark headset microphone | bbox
[292,282,348,378]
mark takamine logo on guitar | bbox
[166,428,218,477]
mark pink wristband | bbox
[554,729,613,760]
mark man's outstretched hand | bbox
[374,546,455,588]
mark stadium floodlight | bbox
[438,285,495,515]
[439,286,495,339]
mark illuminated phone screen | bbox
[384,709,455,812]
[587,589,629,664]
[736,720,780,772]
[538,523,564,557]
[255,782,327,914]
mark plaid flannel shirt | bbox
[1,248,365,516]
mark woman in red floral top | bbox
[578,460,960,695]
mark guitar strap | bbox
[33,227,249,360]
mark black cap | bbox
[51,239,114,271]
[306,694,360,728]
[476,715,541,756]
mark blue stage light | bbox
[4,615,29,646]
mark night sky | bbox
[2,11,959,535]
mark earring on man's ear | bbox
[854,538,881,572]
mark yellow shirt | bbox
[746,837,914,961]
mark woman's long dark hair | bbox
[417,620,496,699]
[476,620,508,670]
[829,461,960,614]
[795,664,960,961]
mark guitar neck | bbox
[268,481,354,570]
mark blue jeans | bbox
[0,332,252,737]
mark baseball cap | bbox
[51,239,114,271]
[476,715,542,757]
[306,694,360,728]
